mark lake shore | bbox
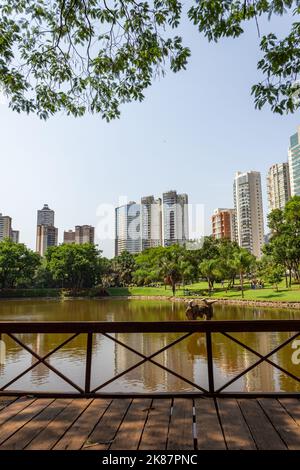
[1,291,300,309]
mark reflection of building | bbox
[141,196,162,250]
[267,163,291,211]
[211,208,236,241]
[115,202,141,256]
[162,191,189,247]
[233,171,264,257]
[288,126,300,196]
[114,332,196,392]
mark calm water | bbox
[0,299,300,393]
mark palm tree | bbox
[233,249,255,298]
[199,259,220,295]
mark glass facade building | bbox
[288,126,300,197]
[115,202,141,256]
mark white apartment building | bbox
[267,162,291,211]
[233,171,264,258]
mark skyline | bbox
[0,13,299,257]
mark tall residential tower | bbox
[288,125,300,196]
[115,202,141,256]
[267,162,291,211]
[141,196,162,250]
[162,191,189,247]
[36,204,58,256]
[233,171,264,258]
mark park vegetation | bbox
[0,1,299,120]
[0,196,300,299]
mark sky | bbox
[0,11,299,258]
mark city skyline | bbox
[0,11,298,258]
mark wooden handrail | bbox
[0,320,299,398]
[0,319,300,333]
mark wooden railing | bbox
[0,320,300,398]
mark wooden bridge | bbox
[0,320,300,450]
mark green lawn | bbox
[107,281,300,302]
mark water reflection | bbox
[0,299,299,392]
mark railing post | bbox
[206,332,214,394]
[85,332,93,394]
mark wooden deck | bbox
[0,396,299,450]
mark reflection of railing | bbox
[0,321,300,397]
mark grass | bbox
[107,281,300,302]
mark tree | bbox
[112,250,136,286]
[266,196,300,286]
[262,262,285,292]
[0,239,40,288]
[45,243,103,289]
[0,1,299,120]
[233,248,256,298]
[199,258,222,294]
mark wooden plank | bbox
[238,399,286,450]
[82,399,131,450]
[278,398,300,427]
[258,398,300,450]
[0,396,18,412]
[0,398,53,446]
[167,398,194,450]
[1,398,72,450]
[0,397,34,426]
[217,398,256,450]
[26,399,92,450]
[110,399,151,450]
[54,399,111,450]
[139,399,171,450]
[195,398,226,450]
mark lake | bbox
[0,298,300,393]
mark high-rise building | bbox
[115,202,141,256]
[267,162,291,211]
[63,226,95,244]
[36,225,58,257]
[11,230,20,243]
[162,190,189,247]
[75,225,95,244]
[211,208,236,241]
[37,204,55,226]
[233,171,264,258]
[63,230,75,244]
[0,214,12,241]
[288,125,300,197]
[141,196,162,250]
[36,204,57,256]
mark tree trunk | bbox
[240,272,244,298]
[172,282,176,296]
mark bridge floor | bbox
[0,396,299,450]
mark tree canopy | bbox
[0,0,299,119]
[0,238,40,288]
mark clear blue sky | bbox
[0,12,299,258]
